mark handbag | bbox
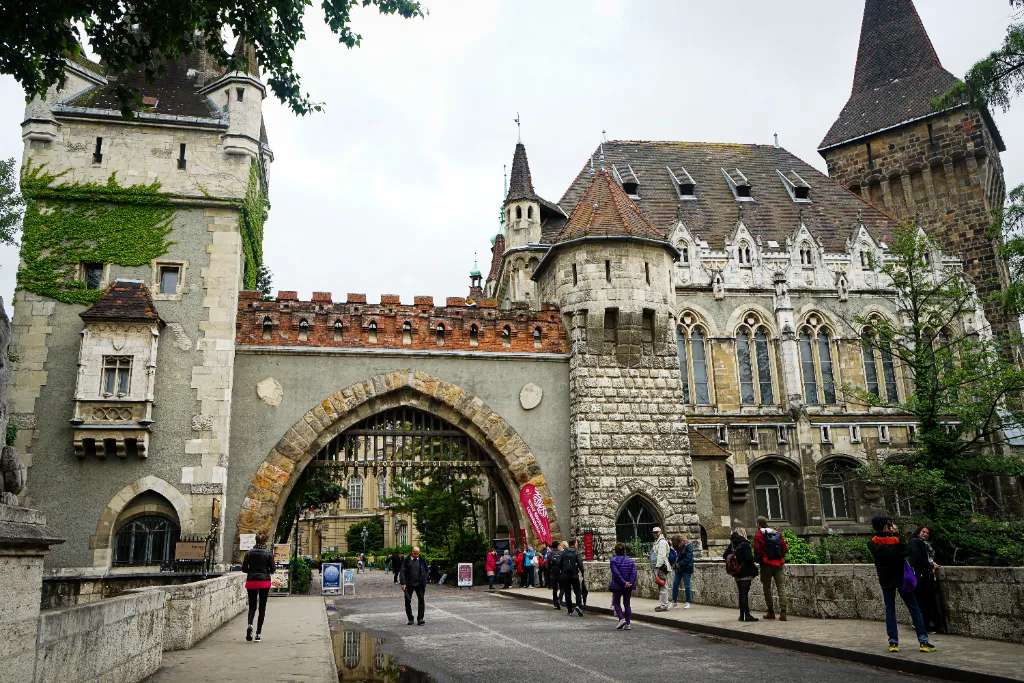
[901,560,918,593]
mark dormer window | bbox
[799,243,814,266]
[298,319,310,341]
[679,244,690,264]
[261,316,273,340]
[667,166,697,200]
[612,164,641,198]
[367,320,378,344]
[860,249,870,268]
[778,170,811,203]
[723,168,753,201]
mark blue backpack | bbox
[668,547,679,566]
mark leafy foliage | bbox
[998,184,1024,316]
[289,556,312,594]
[17,164,173,304]
[387,465,483,561]
[346,516,385,553]
[844,226,1024,565]
[256,264,274,300]
[241,161,268,291]
[0,158,23,247]
[781,529,819,565]
[933,2,1024,113]
[1,0,424,116]
[275,465,346,543]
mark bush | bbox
[782,529,820,564]
[346,516,385,553]
[819,534,872,563]
[290,556,312,594]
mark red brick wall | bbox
[236,291,569,353]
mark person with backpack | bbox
[548,541,563,609]
[524,546,536,588]
[670,535,694,609]
[650,526,671,612]
[753,516,789,620]
[723,527,759,622]
[868,516,935,653]
[559,539,585,616]
[609,542,637,630]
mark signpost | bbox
[322,562,342,595]
[457,562,473,588]
[342,568,356,595]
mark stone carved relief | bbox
[256,377,283,407]
[191,414,214,432]
[519,383,543,410]
[91,406,133,422]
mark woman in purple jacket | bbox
[609,542,637,630]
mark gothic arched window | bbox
[735,313,774,405]
[861,323,900,403]
[615,496,660,544]
[737,242,752,265]
[799,242,814,266]
[798,315,836,405]
[676,311,711,405]
[114,515,179,566]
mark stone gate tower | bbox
[534,167,699,552]
[820,0,1010,333]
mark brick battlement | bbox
[236,291,569,353]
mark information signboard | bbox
[270,568,290,595]
[342,568,356,595]
[457,562,473,588]
[322,563,341,594]
[273,543,290,567]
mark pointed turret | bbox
[505,143,541,204]
[819,0,960,151]
[503,142,543,248]
[555,169,664,243]
[468,256,483,300]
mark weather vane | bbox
[514,113,521,143]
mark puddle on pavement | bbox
[326,602,434,683]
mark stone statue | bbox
[0,299,25,506]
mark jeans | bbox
[881,585,929,645]
[736,578,752,617]
[487,572,495,589]
[672,570,692,603]
[246,588,269,633]
[404,584,426,623]
[611,588,632,623]
[760,564,787,615]
[551,575,562,607]
[527,566,536,587]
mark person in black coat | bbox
[868,516,934,653]
[558,539,585,616]
[241,532,276,642]
[908,526,946,634]
[399,546,429,625]
[724,528,759,622]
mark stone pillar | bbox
[0,505,63,681]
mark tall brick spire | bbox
[819,0,959,150]
[504,143,541,204]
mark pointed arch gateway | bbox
[237,370,561,548]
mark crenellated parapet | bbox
[236,290,569,353]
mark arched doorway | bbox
[237,370,561,555]
[111,491,180,567]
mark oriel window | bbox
[101,355,132,396]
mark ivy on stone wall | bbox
[17,164,174,305]
[240,161,268,290]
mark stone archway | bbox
[92,475,194,568]
[237,369,561,547]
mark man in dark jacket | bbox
[548,541,563,609]
[559,540,585,616]
[399,546,429,625]
[390,552,402,583]
[868,516,935,653]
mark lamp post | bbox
[361,525,368,570]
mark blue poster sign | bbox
[322,563,342,593]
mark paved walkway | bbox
[148,595,336,682]
[501,586,1024,682]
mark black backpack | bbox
[560,549,577,576]
[762,529,784,562]
[549,550,563,578]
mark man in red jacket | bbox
[753,516,789,620]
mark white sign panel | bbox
[239,534,256,551]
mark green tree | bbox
[0,158,23,246]
[255,264,274,300]
[1,0,424,116]
[346,516,385,553]
[933,1,1024,114]
[388,465,483,560]
[998,185,1024,316]
[848,226,1024,565]
[275,464,346,543]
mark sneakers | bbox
[254,633,262,642]
[624,623,632,630]
[574,607,584,617]
[246,625,253,642]
[683,602,691,609]
[742,614,759,622]
[887,643,900,653]
[407,620,414,625]
[654,605,668,612]
[919,642,936,653]
[417,620,425,626]
[616,619,626,630]
[669,602,677,609]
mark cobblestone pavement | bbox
[328,570,924,683]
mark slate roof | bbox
[505,143,542,204]
[556,169,664,242]
[819,0,960,150]
[486,234,505,282]
[80,280,161,323]
[557,142,895,252]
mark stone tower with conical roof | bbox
[533,168,698,554]
[820,0,1010,333]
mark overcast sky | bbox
[0,1,1020,311]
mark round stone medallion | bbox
[519,382,543,410]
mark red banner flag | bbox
[518,483,553,545]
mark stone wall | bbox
[583,560,1024,643]
[34,589,166,683]
[42,570,217,610]
[147,572,246,650]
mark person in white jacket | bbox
[651,527,671,611]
